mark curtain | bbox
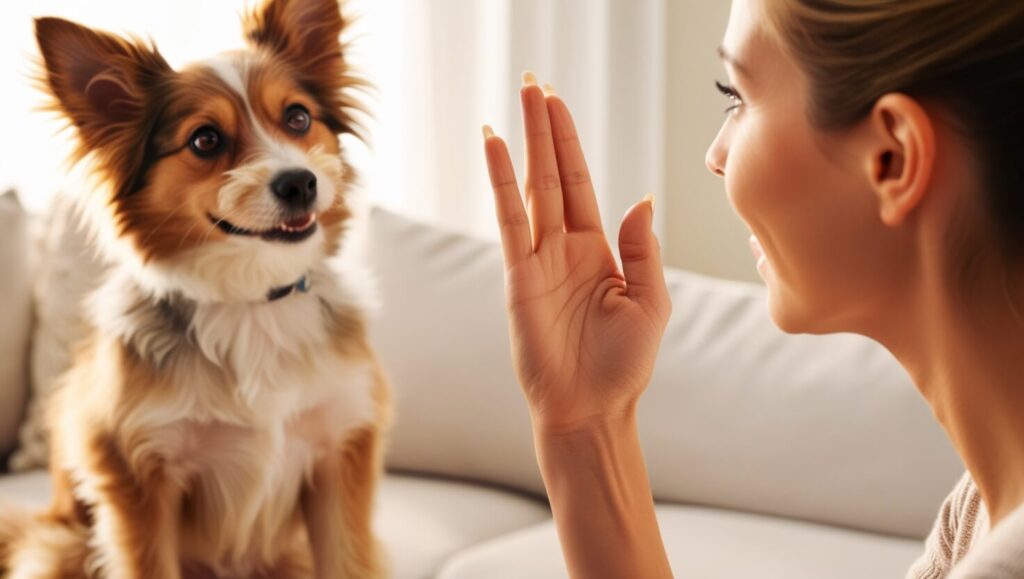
[347,0,666,240]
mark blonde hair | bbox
[764,0,1024,260]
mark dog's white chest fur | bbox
[174,379,371,571]
[170,296,375,570]
[82,273,379,572]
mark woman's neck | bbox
[874,269,1024,529]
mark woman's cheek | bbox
[723,123,773,227]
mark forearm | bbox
[534,412,673,579]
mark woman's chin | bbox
[762,264,814,334]
[766,292,803,334]
[765,281,853,336]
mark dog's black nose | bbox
[271,169,317,208]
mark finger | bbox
[483,125,533,267]
[521,73,565,247]
[543,86,603,234]
[618,196,671,315]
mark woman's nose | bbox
[705,141,726,177]
[705,127,727,177]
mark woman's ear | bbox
[863,93,937,227]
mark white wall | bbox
[663,0,761,284]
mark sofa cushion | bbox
[365,207,541,496]
[437,503,924,579]
[638,272,963,539]
[0,190,32,464]
[0,469,49,508]
[375,474,550,579]
[0,470,551,579]
[366,206,963,539]
[9,193,106,471]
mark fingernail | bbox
[542,83,556,97]
[482,124,495,139]
[643,193,656,213]
[522,71,538,87]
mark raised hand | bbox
[482,73,672,435]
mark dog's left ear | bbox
[245,0,362,135]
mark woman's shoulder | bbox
[906,472,988,579]
[948,499,1024,578]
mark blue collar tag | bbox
[267,274,310,301]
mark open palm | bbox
[483,77,672,434]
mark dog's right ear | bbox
[243,0,365,136]
[34,17,171,158]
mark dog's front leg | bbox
[87,435,182,579]
[301,426,387,579]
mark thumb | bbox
[618,195,669,311]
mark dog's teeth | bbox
[277,213,317,234]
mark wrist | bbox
[531,403,640,441]
[532,407,643,480]
[532,405,634,442]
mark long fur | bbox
[2,1,391,577]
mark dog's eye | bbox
[284,104,312,134]
[189,126,224,157]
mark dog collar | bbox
[267,274,310,302]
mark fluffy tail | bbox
[0,502,90,578]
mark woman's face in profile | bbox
[706,0,910,336]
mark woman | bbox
[481,0,1024,577]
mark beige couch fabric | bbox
[9,194,106,471]
[437,504,924,579]
[0,190,32,461]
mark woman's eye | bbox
[189,126,224,157]
[715,81,743,114]
[284,104,312,134]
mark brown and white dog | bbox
[0,0,391,577]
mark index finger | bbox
[483,126,533,268]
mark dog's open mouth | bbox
[209,212,318,243]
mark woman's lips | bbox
[749,234,767,271]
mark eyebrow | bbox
[717,46,751,78]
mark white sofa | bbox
[0,193,965,578]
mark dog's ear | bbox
[34,17,171,159]
[244,0,365,136]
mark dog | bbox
[0,0,391,577]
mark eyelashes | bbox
[715,80,743,114]
[714,80,739,98]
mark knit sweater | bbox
[907,471,1024,578]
